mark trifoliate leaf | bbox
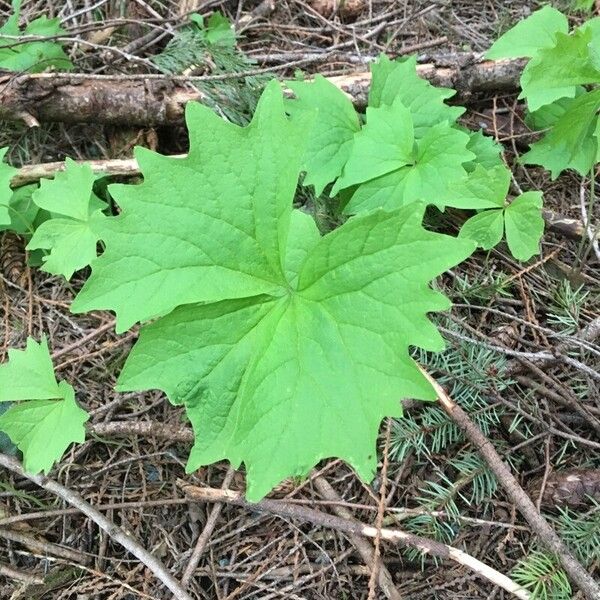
[446,164,511,210]
[0,382,88,473]
[72,82,312,332]
[286,75,360,195]
[368,55,464,136]
[0,147,16,225]
[27,159,107,280]
[118,203,475,500]
[0,336,88,473]
[343,121,474,213]
[459,208,504,250]
[464,130,504,172]
[521,88,600,178]
[80,82,475,499]
[0,1,72,73]
[331,97,414,194]
[485,6,568,59]
[520,28,600,111]
[0,337,61,401]
[504,191,544,261]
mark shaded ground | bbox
[0,1,599,599]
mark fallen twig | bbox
[180,467,235,589]
[421,366,600,600]
[178,479,530,599]
[0,454,195,600]
[0,527,89,564]
[313,476,402,600]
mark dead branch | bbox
[178,480,530,599]
[421,367,600,600]
[313,476,402,600]
[0,453,195,600]
[0,54,524,127]
[89,420,194,442]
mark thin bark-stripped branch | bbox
[178,480,530,599]
[421,366,600,600]
[0,454,194,600]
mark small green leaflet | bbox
[503,192,545,260]
[27,159,108,280]
[0,147,16,225]
[0,0,72,73]
[75,82,475,500]
[520,28,600,111]
[449,165,544,260]
[522,89,600,178]
[485,6,568,59]
[446,164,511,210]
[189,11,236,47]
[368,55,464,136]
[464,130,504,172]
[0,337,88,473]
[457,173,545,261]
[286,75,360,195]
[0,184,47,235]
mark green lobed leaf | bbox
[459,208,504,250]
[0,337,61,401]
[343,121,474,213]
[0,147,16,225]
[521,88,600,178]
[27,159,108,280]
[118,204,475,500]
[368,55,464,136]
[445,164,511,210]
[525,88,586,130]
[286,75,360,195]
[464,130,504,172]
[0,4,72,73]
[0,382,88,473]
[485,6,568,59]
[504,191,544,261]
[0,336,89,473]
[332,97,414,194]
[0,184,49,235]
[72,82,312,332]
[520,28,600,111]
[84,82,476,500]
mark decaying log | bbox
[0,54,525,127]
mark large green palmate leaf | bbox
[0,0,72,73]
[286,75,361,195]
[0,337,88,473]
[27,159,108,280]
[521,88,600,177]
[76,82,475,500]
[485,6,568,59]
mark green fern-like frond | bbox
[512,551,572,600]
[151,16,268,126]
[555,503,600,566]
